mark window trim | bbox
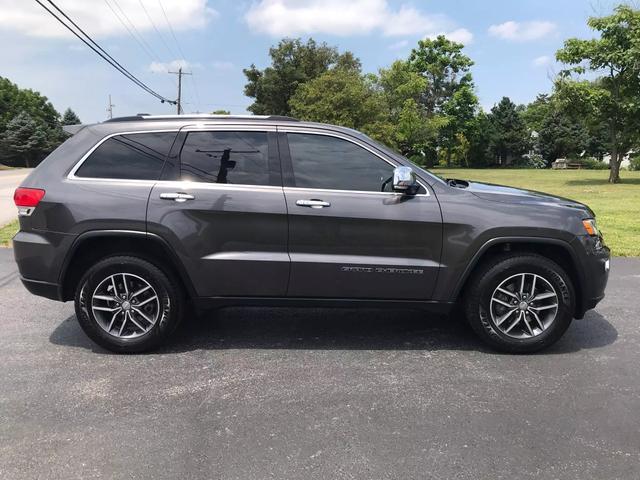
[67,129,179,183]
[278,128,429,197]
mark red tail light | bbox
[14,188,46,207]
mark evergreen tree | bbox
[0,112,50,167]
[61,108,81,125]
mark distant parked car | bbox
[13,115,609,353]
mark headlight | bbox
[582,218,600,236]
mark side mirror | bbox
[392,166,418,195]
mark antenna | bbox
[107,94,116,119]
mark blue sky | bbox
[0,0,621,122]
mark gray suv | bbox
[13,115,610,353]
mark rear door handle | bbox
[296,199,331,209]
[160,192,195,203]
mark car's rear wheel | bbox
[464,253,575,353]
[74,255,184,353]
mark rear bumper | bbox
[13,229,74,302]
[20,277,63,301]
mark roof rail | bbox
[104,114,299,123]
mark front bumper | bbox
[573,235,610,318]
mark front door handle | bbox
[296,199,331,209]
[160,192,195,203]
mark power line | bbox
[157,0,202,112]
[102,0,158,63]
[138,0,178,59]
[109,0,162,63]
[35,0,175,105]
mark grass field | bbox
[0,220,18,247]
[0,169,638,255]
[436,168,640,256]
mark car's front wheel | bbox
[74,255,184,353]
[464,253,575,353]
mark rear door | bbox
[147,125,289,297]
[279,129,443,300]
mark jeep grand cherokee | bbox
[13,115,610,353]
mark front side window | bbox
[76,132,175,180]
[287,133,394,192]
[180,131,270,185]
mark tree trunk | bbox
[608,153,620,183]
[608,126,620,183]
[446,148,452,167]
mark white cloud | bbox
[149,59,199,73]
[488,20,557,41]
[426,28,474,44]
[532,55,551,67]
[0,0,218,38]
[245,0,469,39]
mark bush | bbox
[575,157,609,170]
[629,154,640,171]
[517,153,547,169]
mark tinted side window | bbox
[180,131,270,185]
[76,132,175,179]
[287,133,394,192]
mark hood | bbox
[448,179,594,217]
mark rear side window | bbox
[179,131,270,185]
[75,132,175,180]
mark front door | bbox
[147,127,289,297]
[279,130,443,300]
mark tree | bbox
[211,109,230,115]
[555,5,640,183]
[377,60,442,161]
[440,84,478,166]
[289,68,391,144]
[536,109,588,162]
[522,94,553,133]
[61,108,81,125]
[243,38,356,116]
[488,97,530,165]
[0,77,60,131]
[406,36,478,166]
[0,112,50,167]
[466,111,495,167]
[408,35,474,115]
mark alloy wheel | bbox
[489,272,559,339]
[90,273,160,338]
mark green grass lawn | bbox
[435,168,640,256]
[0,220,18,247]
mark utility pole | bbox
[168,67,191,114]
[107,94,115,119]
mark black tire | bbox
[463,253,575,353]
[74,255,184,353]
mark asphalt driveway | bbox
[0,248,639,479]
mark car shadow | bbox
[49,307,618,356]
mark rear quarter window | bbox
[75,132,176,180]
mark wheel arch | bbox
[59,230,197,302]
[452,237,586,318]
